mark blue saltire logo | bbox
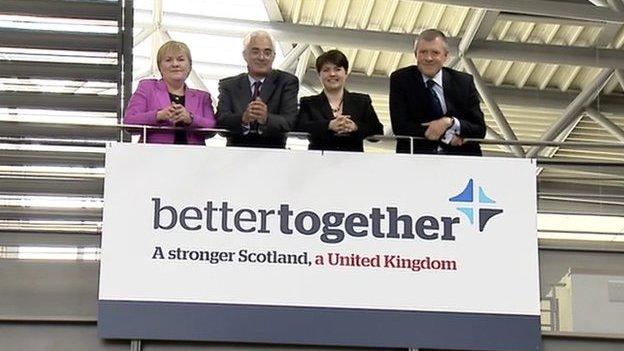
[449,179,503,232]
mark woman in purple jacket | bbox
[124,41,216,144]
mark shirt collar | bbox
[248,75,266,86]
[421,69,443,88]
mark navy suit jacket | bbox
[216,69,299,148]
[297,90,383,152]
[389,66,486,156]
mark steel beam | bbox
[0,61,117,82]
[526,69,615,158]
[497,13,601,26]
[468,41,624,69]
[617,69,624,89]
[587,0,610,7]
[309,45,324,58]
[534,114,583,162]
[133,11,624,69]
[485,126,515,153]
[134,26,155,47]
[0,28,119,52]
[0,121,118,141]
[279,43,310,71]
[462,58,525,157]
[585,107,624,142]
[416,0,624,23]
[1,0,120,21]
[295,49,312,82]
[595,23,621,46]
[459,9,497,53]
[0,147,105,168]
[0,91,117,113]
[607,0,624,11]
[121,0,134,124]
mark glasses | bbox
[248,48,274,58]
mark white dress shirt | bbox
[421,70,461,144]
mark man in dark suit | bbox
[390,29,486,156]
[217,30,299,148]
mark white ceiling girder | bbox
[587,0,609,7]
[467,41,624,69]
[279,43,309,71]
[462,57,525,157]
[595,23,621,47]
[485,126,516,153]
[309,45,324,58]
[526,68,615,158]
[417,0,624,23]
[295,49,311,82]
[606,0,624,12]
[585,107,624,142]
[133,11,624,69]
[616,69,624,89]
[496,13,601,26]
[458,9,491,53]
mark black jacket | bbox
[297,90,383,152]
[389,66,486,156]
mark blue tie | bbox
[426,79,444,118]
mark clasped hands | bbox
[242,97,268,125]
[422,116,463,146]
[156,103,193,125]
[328,115,358,134]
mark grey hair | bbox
[243,30,276,51]
[414,28,449,52]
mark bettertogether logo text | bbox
[151,198,460,244]
[151,181,504,244]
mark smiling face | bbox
[159,49,191,85]
[243,35,275,79]
[415,36,448,78]
[319,62,347,93]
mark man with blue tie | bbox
[217,30,299,148]
[390,29,486,156]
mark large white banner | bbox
[100,143,539,316]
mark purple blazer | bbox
[124,79,217,144]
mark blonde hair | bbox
[156,41,192,72]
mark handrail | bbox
[365,134,624,149]
[1,125,623,150]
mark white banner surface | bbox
[100,143,539,316]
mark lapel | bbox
[155,80,172,109]
[259,70,277,105]
[411,66,428,105]
[317,92,334,120]
[341,90,355,120]
[184,86,198,114]
[442,68,457,116]
[236,74,252,111]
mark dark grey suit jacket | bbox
[216,69,299,148]
[390,66,486,156]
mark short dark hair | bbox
[315,49,349,73]
[414,28,449,52]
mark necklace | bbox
[330,98,344,114]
